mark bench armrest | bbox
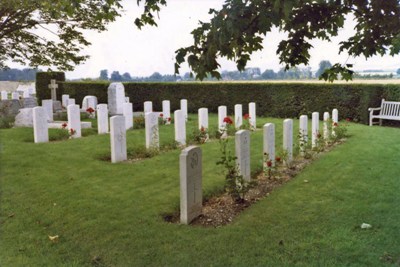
[368,107,381,112]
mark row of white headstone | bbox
[179,108,339,224]
[0,91,28,100]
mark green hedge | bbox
[36,72,66,102]
[36,76,400,124]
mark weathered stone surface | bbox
[198,108,208,130]
[123,102,133,130]
[283,119,293,163]
[263,123,275,166]
[234,104,243,129]
[218,105,227,132]
[108,82,125,115]
[235,129,251,182]
[311,112,319,148]
[42,99,53,122]
[249,102,256,130]
[32,107,49,143]
[180,99,188,120]
[110,116,127,163]
[14,108,33,127]
[180,146,202,225]
[67,104,81,138]
[145,112,159,149]
[174,110,186,146]
[97,104,109,134]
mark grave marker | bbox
[263,123,275,166]
[123,102,133,130]
[97,104,109,134]
[32,107,49,143]
[198,108,208,130]
[67,104,81,138]
[42,99,53,122]
[1,91,7,100]
[174,110,186,146]
[62,94,69,108]
[312,112,319,148]
[299,115,308,155]
[67,98,75,106]
[108,82,125,115]
[145,112,160,149]
[48,79,58,101]
[110,116,127,163]
[218,105,227,132]
[323,112,330,140]
[234,104,243,129]
[249,102,256,130]
[180,146,202,224]
[283,119,293,163]
[11,92,19,100]
[162,100,171,124]
[144,101,153,113]
[180,99,188,120]
[235,130,251,182]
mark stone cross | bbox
[97,104,109,134]
[263,123,275,166]
[32,107,49,143]
[48,79,58,101]
[198,108,208,130]
[234,104,243,129]
[180,146,202,224]
[145,112,159,149]
[67,104,82,138]
[283,119,293,163]
[174,110,186,146]
[110,116,127,163]
[123,102,133,130]
[218,105,227,132]
[249,102,256,130]
[311,112,319,148]
[299,115,308,155]
[236,129,251,182]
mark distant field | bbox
[205,79,400,84]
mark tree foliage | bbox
[135,0,400,81]
[0,0,122,70]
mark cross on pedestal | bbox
[48,79,58,101]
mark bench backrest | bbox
[380,99,400,117]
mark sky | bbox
[11,0,400,79]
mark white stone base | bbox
[48,121,92,129]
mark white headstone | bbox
[198,108,208,130]
[144,101,153,113]
[48,79,58,101]
[235,130,251,182]
[1,91,7,100]
[123,102,133,130]
[323,112,330,140]
[174,110,186,146]
[62,94,69,108]
[125,97,130,103]
[162,100,171,124]
[11,92,19,100]
[97,104,109,134]
[32,107,49,143]
[110,116,127,163]
[312,112,319,148]
[332,108,338,123]
[42,99,53,122]
[180,99,188,120]
[299,115,308,155]
[67,104,81,138]
[14,108,33,127]
[283,119,293,163]
[145,112,159,149]
[218,105,227,132]
[263,123,275,166]
[180,146,202,224]
[108,82,125,115]
[234,104,243,129]
[23,90,30,98]
[67,98,75,106]
[82,95,98,111]
[249,102,256,130]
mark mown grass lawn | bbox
[0,114,399,266]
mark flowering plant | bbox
[86,107,95,118]
[240,113,255,130]
[159,113,172,125]
[190,126,209,144]
[61,122,67,129]
[263,153,276,179]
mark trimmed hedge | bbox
[36,72,65,102]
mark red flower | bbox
[333,122,338,127]
[266,160,272,167]
[200,126,205,132]
[159,113,163,117]
[167,117,171,122]
[69,128,76,135]
[243,113,250,120]
[61,123,67,129]
[275,156,281,162]
[86,107,95,114]
[223,116,233,125]
[346,118,351,122]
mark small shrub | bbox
[189,127,209,144]
[133,115,145,129]
[49,129,70,141]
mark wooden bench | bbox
[369,99,400,126]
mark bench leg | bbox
[369,116,373,126]
[379,119,382,126]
